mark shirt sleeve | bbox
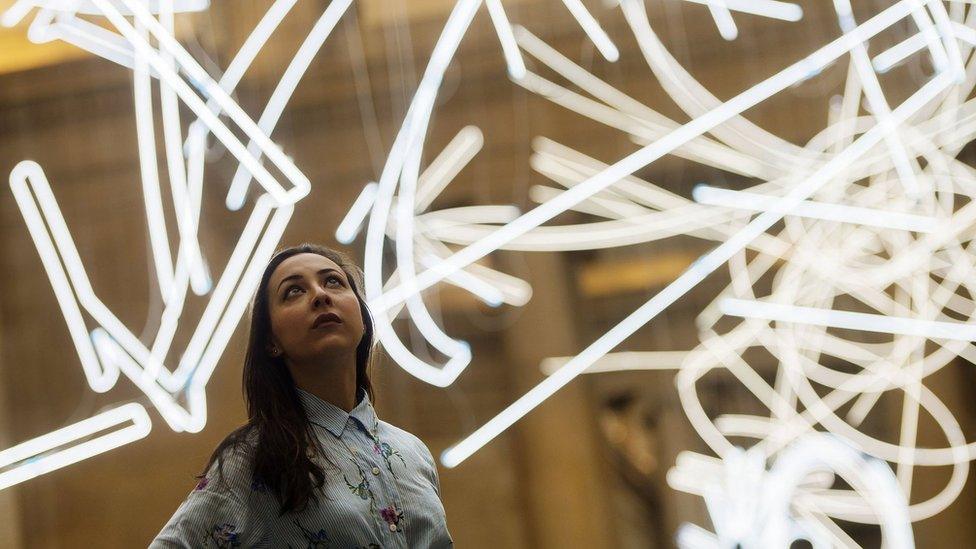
[412,434,454,547]
[407,432,442,498]
[421,440,443,498]
[150,451,271,548]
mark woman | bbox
[152,243,453,548]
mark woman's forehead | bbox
[270,253,343,285]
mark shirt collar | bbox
[297,386,378,438]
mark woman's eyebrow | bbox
[276,268,342,292]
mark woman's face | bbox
[266,253,366,366]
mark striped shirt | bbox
[151,388,453,548]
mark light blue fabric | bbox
[151,388,453,548]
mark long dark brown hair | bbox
[201,243,375,514]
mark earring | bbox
[270,346,279,356]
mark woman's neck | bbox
[288,352,358,412]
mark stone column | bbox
[500,252,619,548]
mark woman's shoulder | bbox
[211,426,258,462]
[376,419,436,465]
[198,427,261,498]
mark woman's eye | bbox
[285,286,303,297]
[326,275,343,286]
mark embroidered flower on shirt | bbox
[343,462,376,514]
[204,523,240,548]
[293,517,331,548]
[344,474,371,501]
[373,441,406,476]
[380,504,404,530]
[194,477,209,491]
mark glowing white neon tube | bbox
[397,132,473,383]
[873,33,926,73]
[10,162,119,392]
[1,0,34,27]
[704,0,738,41]
[720,298,976,341]
[540,351,689,375]
[692,185,941,232]
[835,0,919,196]
[420,205,521,226]
[415,125,484,213]
[414,229,532,307]
[10,157,293,430]
[419,254,504,307]
[529,184,646,220]
[200,0,296,119]
[157,2,210,297]
[182,0,296,180]
[532,137,688,210]
[681,0,803,22]
[952,20,976,46]
[169,196,279,388]
[22,0,208,15]
[225,0,352,210]
[133,25,175,303]
[95,0,310,205]
[0,403,151,490]
[421,207,742,251]
[485,0,525,79]
[363,0,481,388]
[26,11,139,71]
[559,0,619,61]
[182,201,294,430]
[336,183,379,244]
[621,0,810,166]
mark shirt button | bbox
[372,466,381,475]
[389,523,397,532]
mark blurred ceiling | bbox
[0,21,90,75]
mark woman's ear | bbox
[266,339,282,358]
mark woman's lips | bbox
[313,321,340,328]
[312,313,342,329]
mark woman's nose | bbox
[312,287,332,308]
